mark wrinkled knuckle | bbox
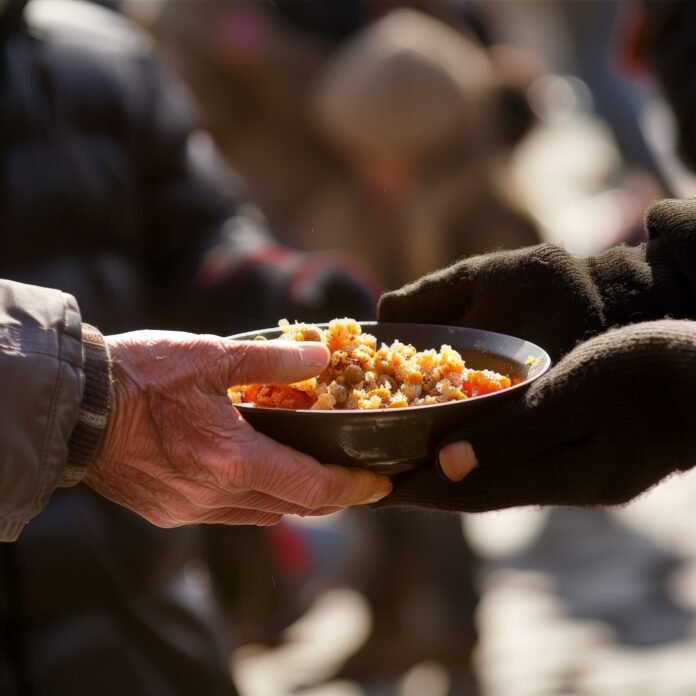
[224,454,249,488]
[189,486,224,509]
[220,341,249,382]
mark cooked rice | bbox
[229,318,512,410]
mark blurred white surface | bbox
[234,469,696,695]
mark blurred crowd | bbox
[2,0,695,695]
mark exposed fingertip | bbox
[438,441,478,482]
[365,477,393,504]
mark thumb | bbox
[210,339,330,390]
[378,267,456,323]
[377,256,480,324]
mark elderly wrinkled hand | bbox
[85,331,392,527]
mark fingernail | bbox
[366,480,393,504]
[438,441,478,482]
[297,342,330,368]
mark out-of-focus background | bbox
[3,0,696,694]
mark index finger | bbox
[377,261,464,323]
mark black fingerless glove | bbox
[379,198,696,360]
[376,320,696,512]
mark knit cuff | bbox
[59,324,112,487]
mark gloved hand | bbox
[378,198,696,360]
[375,320,696,512]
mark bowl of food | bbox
[228,319,551,474]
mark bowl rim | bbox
[227,321,552,415]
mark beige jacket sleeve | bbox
[0,279,84,541]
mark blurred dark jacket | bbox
[0,0,377,694]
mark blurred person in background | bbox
[309,8,540,288]
[0,0,381,694]
[556,0,666,185]
[143,0,489,265]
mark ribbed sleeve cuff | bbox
[59,324,112,487]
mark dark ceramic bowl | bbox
[229,322,551,474]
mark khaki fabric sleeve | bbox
[0,280,84,541]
